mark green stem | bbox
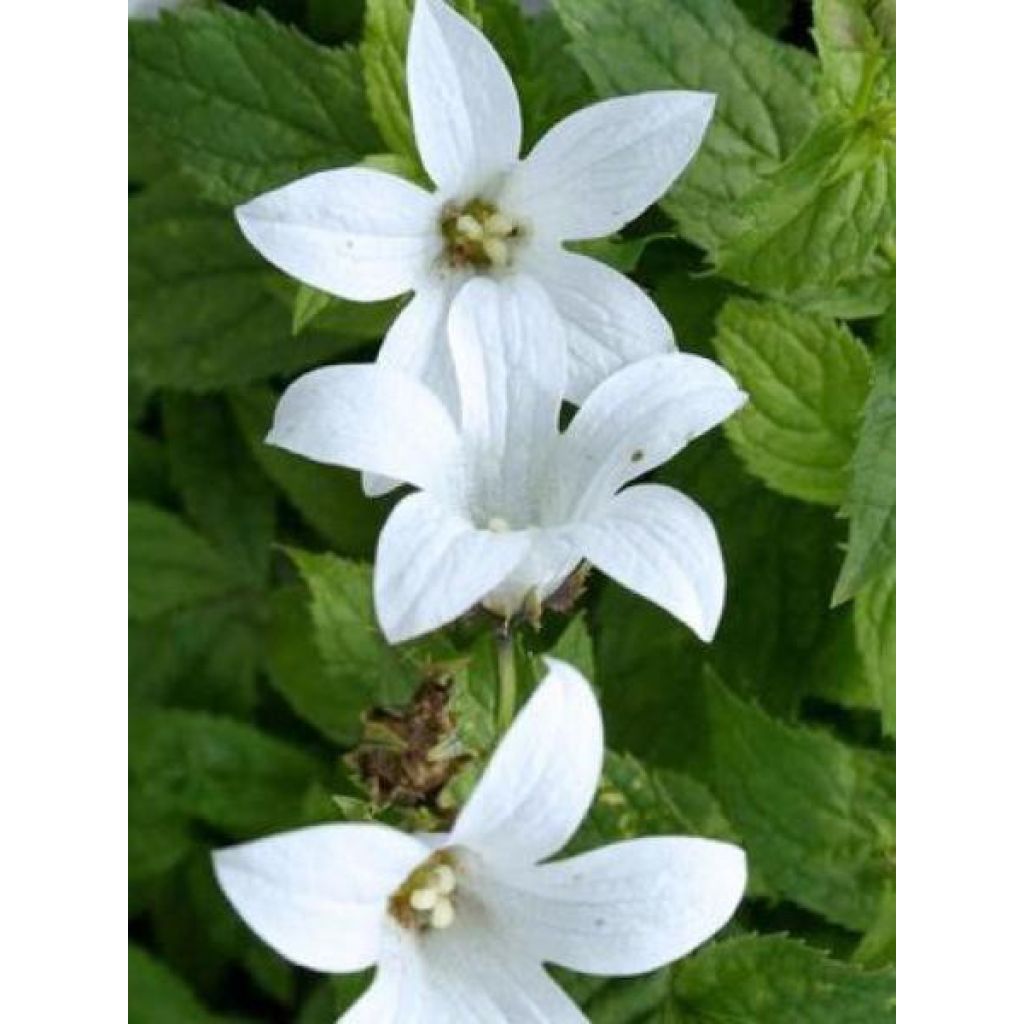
[495,625,517,734]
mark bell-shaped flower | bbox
[214,659,747,1022]
[235,0,715,416]
[267,277,745,644]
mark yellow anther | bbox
[482,237,509,267]
[430,896,456,930]
[487,516,511,533]
[433,864,457,896]
[483,212,515,237]
[409,886,439,911]
[455,214,484,240]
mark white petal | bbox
[236,168,441,301]
[212,824,427,974]
[569,484,726,642]
[448,277,566,523]
[523,249,674,404]
[556,352,746,515]
[267,365,460,494]
[363,282,459,498]
[502,91,715,241]
[352,906,586,1022]
[488,837,746,976]
[452,658,602,865]
[481,528,581,617]
[374,492,532,643]
[408,0,522,196]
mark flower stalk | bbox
[495,624,517,735]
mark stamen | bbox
[433,864,457,896]
[487,516,511,533]
[455,214,484,240]
[483,211,515,237]
[482,238,509,267]
[409,887,439,911]
[430,896,455,930]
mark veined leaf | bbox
[129,945,221,1024]
[129,6,379,204]
[712,298,873,505]
[855,565,895,735]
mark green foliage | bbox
[129,1,895,1018]
[712,298,873,505]
[128,6,380,204]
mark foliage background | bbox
[128,0,895,1019]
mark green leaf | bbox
[129,181,365,392]
[361,0,479,162]
[265,586,369,744]
[230,387,385,557]
[547,615,596,679]
[854,565,895,735]
[735,0,794,34]
[553,0,820,252]
[287,550,447,724]
[697,673,895,931]
[129,430,173,505]
[128,502,242,621]
[568,233,672,274]
[713,110,895,316]
[853,878,896,969]
[129,944,220,1024]
[834,321,895,601]
[284,279,399,339]
[128,784,194,885]
[712,298,873,505]
[814,0,895,110]
[129,709,324,838]
[564,934,894,1022]
[128,6,379,205]
[163,394,276,583]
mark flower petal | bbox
[452,658,602,865]
[362,281,460,498]
[267,365,461,494]
[346,906,586,1022]
[524,249,674,404]
[408,0,522,196]
[448,276,566,523]
[569,484,726,642]
[502,91,714,240]
[489,837,746,977]
[374,491,532,643]
[212,824,428,974]
[235,168,441,301]
[556,352,746,515]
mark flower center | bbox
[440,199,522,270]
[388,850,459,932]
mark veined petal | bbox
[452,659,602,865]
[448,277,565,523]
[481,527,581,618]
[212,824,427,974]
[569,484,726,642]
[267,365,460,494]
[363,282,459,498]
[347,904,586,1022]
[557,352,746,515]
[489,837,746,977]
[501,91,715,241]
[524,249,673,404]
[236,168,441,301]
[374,492,531,643]
[408,0,522,196]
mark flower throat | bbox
[441,198,522,270]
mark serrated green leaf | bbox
[834,322,895,601]
[735,0,794,34]
[362,0,479,162]
[129,944,220,1024]
[563,934,894,1022]
[713,110,895,316]
[163,394,276,583]
[128,784,195,885]
[712,298,873,505]
[854,565,895,735]
[801,609,877,712]
[129,709,325,838]
[282,278,399,339]
[230,386,385,557]
[128,6,379,204]
[128,502,242,621]
[568,233,672,274]
[814,0,895,110]
[548,615,596,678]
[129,181,365,392]
[553,0,820,252]
[698,673,895,930]
[852,877,896,968]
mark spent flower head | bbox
[267,277,746,644]
[214,660,747,1022]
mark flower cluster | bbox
[211,0,750,1019]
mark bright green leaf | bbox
[128,6,379,204]
[854,564,895,735]
[712,298,873,505]
[129,944,220,1024]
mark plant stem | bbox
[495,624,517,734]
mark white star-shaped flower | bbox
[267,277,745,643]
[214,659,747,1022]
[236,0,715,423]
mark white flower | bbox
[214,660,747,1022]
[235,0,715,421]
[267,277,745,643]
[127,0,184,17]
